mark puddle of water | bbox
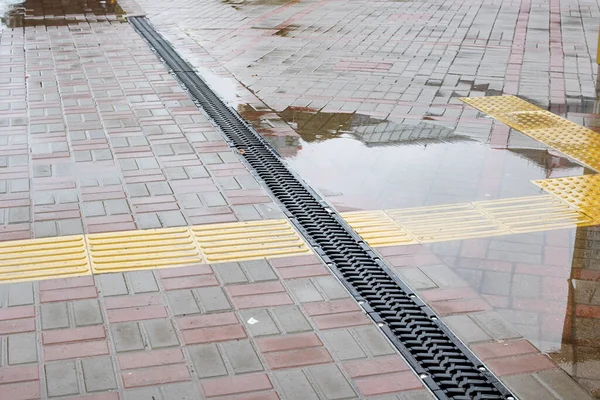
[275,108,583,211]
[1,0,124,28]
[425,226,600,398]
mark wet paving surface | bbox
[264,107,584,211]
[421,226,600,397]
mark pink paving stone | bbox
[201,373,273,397]
[354,372,423,396]
[343,356,410,378]
[176,312,239,330]
[119,348,185,370]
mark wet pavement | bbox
[1,0,600,397]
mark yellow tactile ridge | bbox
[342,210,417,246]
[0,235,90,283]
[533,175,600,222]
[460,95,600,171]
[192,219,312,263]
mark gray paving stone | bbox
[59,219,84,235]
[143,319,180,348]
[353,326,395,356]
[481,271,511,296]
[203,193,227,207]
[272,305,312,333]
[161,382,200,400]
[286,279,324,303]
[83,201,106,217]
[314,276,349,300]
[35,221,58,238]
[471,312,521,341]
[8,333,37,364]
[274,369,320,400]
[7,282,34,306]
[321,329,367,361]
[194,287,231,313]
[420,265,467,287]
[136,213,162,229]
[239,308,280,336]
[307,364,357,399]
[97,273,129,296]
[73,299,103,326]
[535,369,595,400]
[127,271,159,293]
[157,211,187,227]
[128,183,150,197]
[188,343,228,378]
[220,340,263,374]
[401,390,436,400]
[243,259,278,282]
[167,290,200,316]
[212,262,248,285]
[124,387,161,400]
[512,274,542,299]
[82,356,117,392]
[397,267,438,290]
[41,302,70,330]
[106,199,130,214]
[233,205,261,221]
[443,315,491,344]
[111,322,145,352]
[255,203,285,219]
[46,360,79,397]
[503,374,555,399]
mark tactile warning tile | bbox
[0,236,90,282]
[88,228,203,273]
[460,95,600,172]
[385,203,510,242]
[474,195,595,232]
[533,175,600,221]
[192,219,311,263]
[342,210,417,246]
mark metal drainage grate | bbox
[129,16,516,400]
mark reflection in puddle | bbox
[1,0,124,28]
[275,108,583,211]
[426,226,600,397]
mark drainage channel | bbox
[129,16,516,400]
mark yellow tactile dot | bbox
[342,210,417,246]
[533,175,600,221]
[0,235,90,282]
[88,227,203,273]
[192,219,311,263]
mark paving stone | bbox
[512,274,542,299]
[127,271,159,293]
[243,259,278,282]
[137,213,162,229]
[143,319,180,348]
[443,315,491,344]
[307,364,357,399]
[41,302,70,330]
[401,390,436,400]
[233,205,262,221]
[8,333,38,364]
[162,382,201,399]
[167,290,200,316]
[194,287,231,313]
[8,282,34,306]
[239,308,280,336]
[397,267,438,290]
[203,193,227,207]
[353,326,395,356]
[82,356,117,392]
[274,369,320,400]
[46,360,79,397]
[286,279,325,303]
[421,265,467,287]
[212,262,248,285]
[535,369,595,400]
[59,219,84,235]
[481,271,511,296]
[471,312,521,340]
[272,305,312,333]
[188,343,227,378]
[73,299,103,326]
[314,276,349,300]
[97,274,129,296]
[321,329,367,361]
[503,374,555,399]
[221,339,263,373]
[112,322,145,352]
[124,387,161,400]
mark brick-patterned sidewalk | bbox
[0,255,436,399]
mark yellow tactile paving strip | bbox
[0,219,311,282]
[192,220,312,263]
[342,210,417,246]
[533,175,600,221]
[460,95,600,171]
